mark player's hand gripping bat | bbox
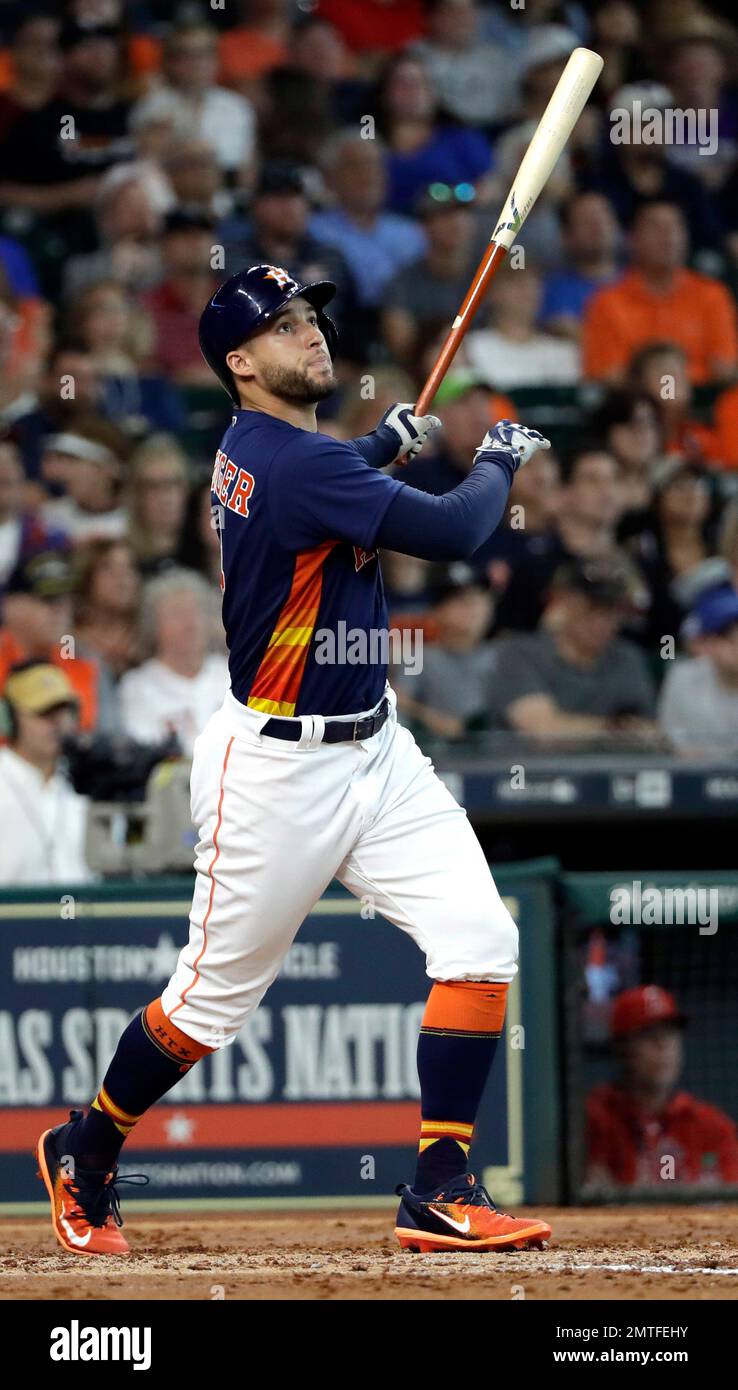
[414,47,604,417]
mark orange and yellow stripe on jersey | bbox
[246,539,338,717]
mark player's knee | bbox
[425,903,518,981]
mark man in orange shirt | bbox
[585,985,738,1190]
[582,202,738,386]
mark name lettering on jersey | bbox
[353,545,377,572]
[228,468,255,516]
[212,448,256,517]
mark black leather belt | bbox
[261,697,390,744]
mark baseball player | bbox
[37,264,552,1255]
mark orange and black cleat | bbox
[394,1172,552,1252]
[36,1109,147,1256]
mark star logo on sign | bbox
[165,1112,196,1145]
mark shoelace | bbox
[397,1174,500,1208]
[68,1170,149,1229]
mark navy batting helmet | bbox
[198,263,338,405]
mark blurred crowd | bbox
[3,0,738,882]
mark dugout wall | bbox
[0,860,559,1212]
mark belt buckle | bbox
[353,718,362,741]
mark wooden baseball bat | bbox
[415,47,604,417]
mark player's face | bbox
[233,298,336,404]
[624,1025,683,1094]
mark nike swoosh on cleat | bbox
[429,1207,471,1234]
[59,1204,93,1248]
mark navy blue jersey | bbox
[211,408,405,717]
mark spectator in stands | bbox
[540,192,622,340]
[0,441,67,591]
[658,584,738,753]
[581,83,725,255]
[73,539,142,682]
[176,479,223,588]
[557,448,625,562]
[220,161,357,349]
[62,164,166,300]
[588,1,642,104]
[139,211,218,385]
[488,559,657,741]
[474,445,563,633]
[381,183,478,367]
[40,419,129,545]
[588,387,665,513]
[283,14,366,128]
[586,985,738,1188]
[131,21,256,176]
[393,566,497,741]
[373,52,494,216]
[660,18,738,192]
[309,131,426,335]
[70,280,184,439]
[0,14,133,190]
[261,41,339,167]
[622,457,717,648]
[0,661,92,886]
[478,445,649,637]
[629,340,724,467]
[411,0,519,129]
[119,568,227,755]
[466,266,580,389]
[0,13,61,144]
[160,138,228,221]
[10,342,105,486]
[582,201,738,385]
[127,434,190,577]
[0,550,101,732]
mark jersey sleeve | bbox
[267,432,404,552]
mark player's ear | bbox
[226,347,255,385]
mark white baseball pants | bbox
[161,688,518,1046]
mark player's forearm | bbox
[349,427,399,470]
[374,454,515,560]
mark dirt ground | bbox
[1,1206,738,1300]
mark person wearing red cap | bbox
[585,985,738,1189]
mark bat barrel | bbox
[413,47,603,417]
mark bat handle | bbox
[415,331,463,417]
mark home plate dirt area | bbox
[2,1207,738,1301]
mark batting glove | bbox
[378,403,442,463]
[475,420,551,472]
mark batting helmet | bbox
[198,263,338,405]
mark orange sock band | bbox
[143,997,215,1066]
[421,981,509,1038]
